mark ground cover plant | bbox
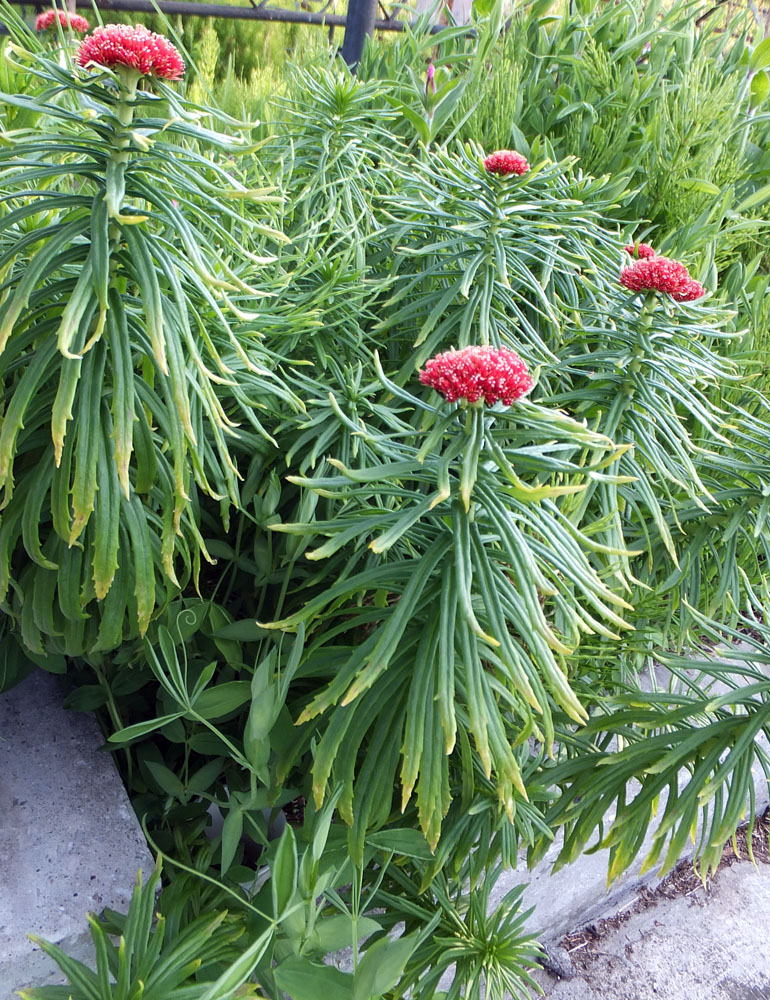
[2,1,770,998]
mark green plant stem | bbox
[92,659,133,785]
[273,554,299,623]
[106,73,140,218]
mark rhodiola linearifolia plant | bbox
[254,147,639,857]
[269,343,631,853]
[258,115,770,881]
[0,6,298,664]
[12,37,770,1000]
[376,136,770,651]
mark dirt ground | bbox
[534,814,770,1000]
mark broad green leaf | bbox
[274,957,353,1000]
[145,760,186,798]
[750,36,770,72]
[63,685,108,712]
[193,681,251,720]
[212,620,272,641]
[751,70,770,109]
[220,804,244,876]
[312,915,382,954]
[271,824,298,917]
[353,932,418,1000]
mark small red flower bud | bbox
[624,243,656,260]
[36,9,90,33]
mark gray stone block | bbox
[0,670,153,999]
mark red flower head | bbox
[483,150,530,176]
[77,24,185,81]
[624,242,656,260]
[619,255,705,303]
[420,345,533,406]
[35,9,90,32]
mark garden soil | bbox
[533,816,770,999]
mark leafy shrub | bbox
[0,10,292,658]
[7,6,770,1000]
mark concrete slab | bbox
[0,669,153,999]
[535,858,770,999]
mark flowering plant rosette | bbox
[269,348,632,827]
[0,20,289,649]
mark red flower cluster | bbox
[420,346,533,406]
[483,150,530,176]
[77,24,185,81]
[624,242,656,260]
[35,9,90,32]
[620,255,705,302]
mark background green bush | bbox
[5,1,770,998]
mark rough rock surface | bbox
[0,670,152,999]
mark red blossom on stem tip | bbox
[35,9,90,32]
[419,346,533,406]
[483,150,530,176]
[619,255,705,303]
[77,24,185,81]
[624,242,656,260]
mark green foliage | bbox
[452,0,770,276]
[18,862,273,1000]
[378,864,543,1000]
[9,4,770,1000]
[0,10,294,656]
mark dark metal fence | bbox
[4,0,453,67]
[6,0,424,32]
